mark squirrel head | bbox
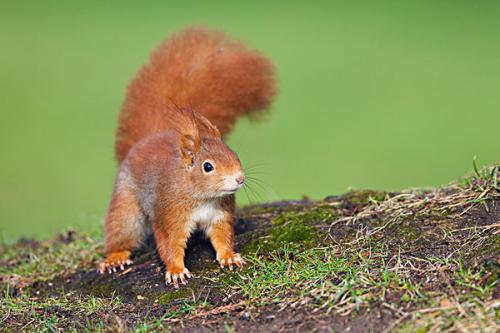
[177,110,245,199]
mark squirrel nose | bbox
[235,174,245,185]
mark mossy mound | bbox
[242,208,335,254]
[1,167,499,332]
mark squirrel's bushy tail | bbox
[115,26,277,162]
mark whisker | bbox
[245,162,269,168]
[245,175,280,201]
[244,182,265,202]
[245,170,269,177]
[244,165,269,173]
[242,183,257,205]
[242,183,257,203]
[244,163,269,172]
[246,176,268,185]
[246,176,274,193]
[246,178,269,193]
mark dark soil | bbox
[2,177,499,332]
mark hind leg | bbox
[98,185,146,274]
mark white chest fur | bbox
[188,200,225,233]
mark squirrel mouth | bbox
[219,185,243,195]
[220,189,238,195]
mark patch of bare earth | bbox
[1,168,499,332]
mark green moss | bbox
[272,221,314,243]
[158,288,193,305]
[241,237,265,255]
[242,208,332,254]
[271,216,314,244]
[394,223,418,242]
[341,190,388,204]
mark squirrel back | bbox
[115,26,277,163]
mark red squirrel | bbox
[98,27,276,287]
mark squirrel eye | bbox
[203,162,214,173]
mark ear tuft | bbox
[196,114,221,138]
[186,109,220,138]
[180,133,199,166]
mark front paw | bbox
[97,251,133,274]
[165,267,192,288]
[217,252,245,271]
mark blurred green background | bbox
[1,1,499,242]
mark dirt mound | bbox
[2,170,499,332]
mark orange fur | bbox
[104,184,144,254]
[100,26,277,287]
[115,26,276,163]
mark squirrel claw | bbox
[97,252,133,274]
[165,268,192,288]
[218,253,245,270]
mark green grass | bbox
[218,244,497,329]
[222,244,427,312]
[1,290,122,333]
[0,230,100,283]
[1,1,500,243]
[2,237,497,332]
[1,171,498,331]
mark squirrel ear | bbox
[180,133,199,167]
[196,115,220,138]
[198,114,220,138]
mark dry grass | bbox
[1,165,498,332]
